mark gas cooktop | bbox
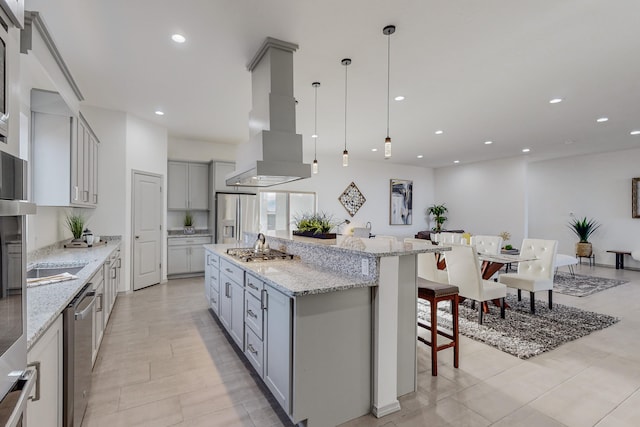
[226,247,296,262]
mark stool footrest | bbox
[418,321,455,341]
[417,336,456,351]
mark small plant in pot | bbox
[292,212,338,239]
[568,216,601,257]
[65,213,86,242]
[184,211,195,234]
[426,203,448,232]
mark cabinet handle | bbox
[211,295,217,304]
[225,282,231,297]
[261,289,268,310]
[247,282,258,291]
[27,361,41,402]
[97,293,103,312]
[111,268,117,279]
[247,309,258,319]
[74,186,79,201]
[94,194,98,204]
[248,343,258,355]
[84,190,89,201]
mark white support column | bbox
[372,256,402,417]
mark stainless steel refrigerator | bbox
[215,192,258,244]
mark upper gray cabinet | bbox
[168,161,209,210]
[0,0,24,28]
[31,90,100,208]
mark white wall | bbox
[168,136,235,162]
[434,148,640,269]
[260,153,435,238]
[125,114,168,287]
[434,157,528,247]
[528,147,640,269]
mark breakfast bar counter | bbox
[203,235,446,426]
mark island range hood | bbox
[226,38,311,187]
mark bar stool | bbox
[417,278,459,376]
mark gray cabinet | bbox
[205,251,220,314]
[168,161,209,210]
[90,268,105,366]
[264,285,292,412]
[31,90,100,208]
[219,259,244,348]
[26,315,63,427]
[167,236,211,276]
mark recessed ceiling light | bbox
[394,96,405,101]
[371,148,378,152]
[311,134,318,138]
[549,98,563,104]
[596,117,609,123]
[417,155,423,159]
[522,148,531,153]
[155,110,165,116]
[484,140,493,145]
[435,130,444,135]
[631,130,640,135]
[171,34,186,43]
[453,160,460,164]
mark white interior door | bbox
[133,172,162,290]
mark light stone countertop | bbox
[26,238,122,350]
[205,244,378,297]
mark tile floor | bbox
[83,264,640,427]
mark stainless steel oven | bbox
[0,151,37,424]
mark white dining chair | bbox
[470,235,503,255]
[498,238,558,314]
[444,244,507,324]
[404,238,449,284]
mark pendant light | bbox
[342,58,351,167]
[312,82,320,174]
[383,25,396,159]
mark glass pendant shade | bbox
[312,159,318,174]
[343,150,349,167]
[384,137,391,158]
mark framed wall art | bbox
[390,179,412,225]
[339,182,366,217]
[633,177,640,218]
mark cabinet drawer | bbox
[207,252,220,269]
[168,236,212,246]
[210,270,220,294]
[245,293,264,340]
[210,289,220,315]
[245,327,264,377]
[245,273,264,300]
[220,259,244,285]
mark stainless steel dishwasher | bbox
[63,283,96,427]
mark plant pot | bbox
[576,242,592,257]
[183,226,195,235]
[292,230,337,239]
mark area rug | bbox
[418,295,619,359]
[553,271,629,297]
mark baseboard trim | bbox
[372,400,401,418]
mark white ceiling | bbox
[24,0,640,168]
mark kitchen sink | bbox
[27,264,86,279]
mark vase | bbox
[576,242,592,257]
[184,226,195,235]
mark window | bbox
[259,191,316,234]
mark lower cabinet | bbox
[168,236,212,277]
[264,285,292,412]
[230,280,245,348]
[27,315,63,427]
[91,268,105,366]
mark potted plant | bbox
[292,212,338,239]
[65,213,86,242]
[184,211,195,234]
[426,204,448,232]
[568,216,601,257]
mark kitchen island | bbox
[203,235,444,426]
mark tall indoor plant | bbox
[65,212,86,242]
[427,204,448,232]
[568,216,601,257]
